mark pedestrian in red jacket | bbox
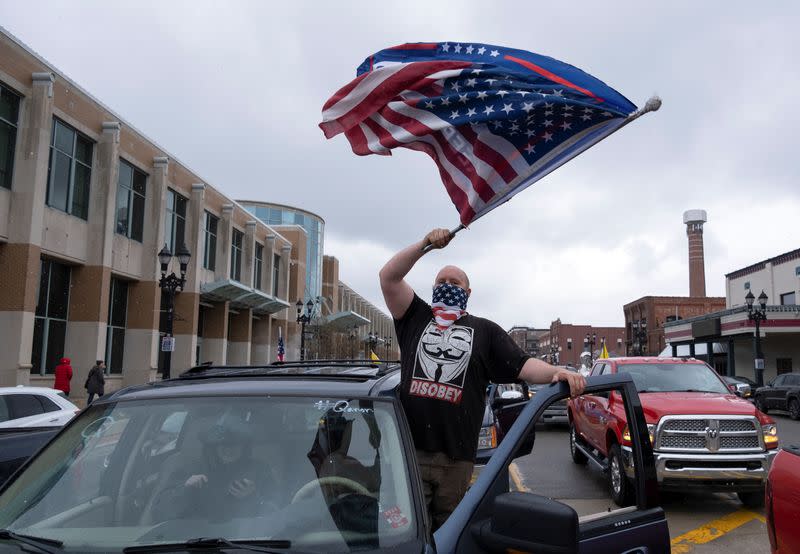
[53,357,73,396]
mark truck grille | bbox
[656,417,762,453]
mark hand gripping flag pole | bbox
[320,42,661,249]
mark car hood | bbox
[640,392,760,422]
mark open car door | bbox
[436,373,669,554]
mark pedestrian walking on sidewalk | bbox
[85,360,106,404]
[53,357,73,396]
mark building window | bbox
[744,281,750,290]
[105,278,128,374]
[254,243,264,290]
[164,189,187,252]
[31,259,71,375]
[777,358,793,375]
[0,83,21,189]
[230,229,243,281]
[272,253,281,296]
[47,118,93,219]
[115,159,146,241]
[780,292,796,306]
[203,211,218,270]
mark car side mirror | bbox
[473,492,578,552]
[727,384,740,396]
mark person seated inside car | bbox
[151,411,276,521]
[305,407,382,545]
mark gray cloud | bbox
[2,0,797,328]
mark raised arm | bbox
[379,228,453,319]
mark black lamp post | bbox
[746,290,768,387]
[584,332,597,363]
[296,298,314,361]
[158,243,191,380]
[385,335,393,359]
[632,322,647,356]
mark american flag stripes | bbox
[321,42,639,226]
[431,283,468,329]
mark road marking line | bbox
[509,462,530,492]
[670,509,761,553]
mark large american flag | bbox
[321,42,638,226]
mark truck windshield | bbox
[0,396,418,552]
[617,363,729,394]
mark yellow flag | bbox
[599,342,610,359]
[370,350,380,361]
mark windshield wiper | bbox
[680,389,723,394]
[123,537,291,553]
[0,529,63,553]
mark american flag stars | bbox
[321,41,638,226]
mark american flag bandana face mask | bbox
[432,283,468,329]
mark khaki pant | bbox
[416,450,474,530]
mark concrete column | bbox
[265,234,276,295]
[0,73,55,385]
[227,308,252,364]
[146,157,169,279]
[186,184,206,291]
[170,290,199,373]
[87,122,120,267]
[215,204,234,281]
[243,220,256,288]
[202,301,229,365]
[251,316,271,364]
[281,245,292,300]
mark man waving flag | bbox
[321,42,658,228]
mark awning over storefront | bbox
[200,279,291,315]
[322,310,371,330]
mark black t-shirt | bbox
[394,294,529,462]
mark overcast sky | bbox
[3,1,798,329]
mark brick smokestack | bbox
[683,209,707,297]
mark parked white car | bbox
[0,386,80,428]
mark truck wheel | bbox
[737,490,765,508]
[569,423,587,465]
[608,443,634,507]
[789,399,800,420]
[754,396,768,414]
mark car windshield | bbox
[0,396,418,552]
[617,363,729,394]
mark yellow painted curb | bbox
[670,509,762,553]
[509,462,530,492]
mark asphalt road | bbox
[511,411,800,553]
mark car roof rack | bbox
[178,359,402,379]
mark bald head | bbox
[434,265,471,294]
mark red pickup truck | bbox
[568,357,779,507]
[766,445,800,553]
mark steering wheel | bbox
[291,476,370,504]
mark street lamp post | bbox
[386,335,393,359]
[746,290,768,387]
[296,299,314,361]
[584,333,597,364]
[158,243,191,380]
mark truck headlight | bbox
[478,425,497,449]
[622,424,655,446]
[762,424,779,448]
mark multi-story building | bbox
[539,320,626,367]
[664,247,800,382]
[0,27,394,400]
[507,326,548,358]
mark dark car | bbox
[0,361,669,553]
[722,375,754,399]
[476,383,533,464]
[754,372,800,420]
